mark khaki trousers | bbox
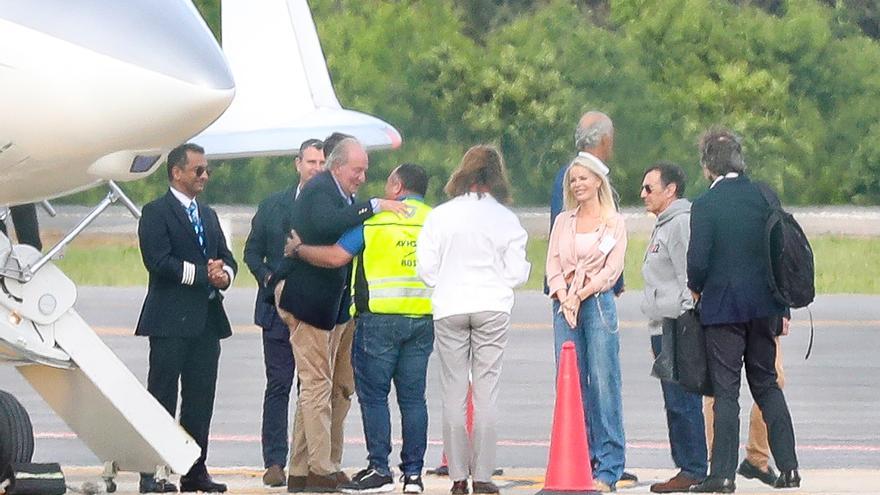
[434,311,510,482]
[704,336,784,471]
[275,281,355,476]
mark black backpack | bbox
[756,183,815,309]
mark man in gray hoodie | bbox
[640,162,708,493]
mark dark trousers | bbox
[651,335,708,480]
[147,333,221,477]
[0,203,42,250]
[705,317,798,479]
[261,309,296,468]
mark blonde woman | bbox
[417,145,530,495]
[546,153,627,492]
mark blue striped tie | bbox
[186,202,206,257]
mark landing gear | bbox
[0,390,34,480]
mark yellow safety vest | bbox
[352,198,432,316]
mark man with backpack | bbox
[687,128,800,493]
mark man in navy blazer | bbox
[687,129,799,493]
[273,138,406,492]
[243,138,325,487]
[136,143,237,493]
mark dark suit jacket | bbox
[277,170,374,330]
[244,185,297,329]
[687,175,785,326]
[136,190,237,339]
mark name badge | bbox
[598,235,617,255]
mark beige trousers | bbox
[704,336,785,471]
[434,311,510,482]
[275,281,355,476]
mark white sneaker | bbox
[401,474,423,494]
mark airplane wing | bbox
[195,0,402,159]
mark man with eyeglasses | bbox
[244,138,326,487]
[639,163,708,493]
[136,143,237,493]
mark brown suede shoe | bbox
[287,475,307,493]
[650,472,700,493]
[472,481,500,494]
[304,472,341,493]
[263,465,286,487]
[334,471,351,485]
[451,480,469,495]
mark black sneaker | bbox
[617,471,638,488]
[341,468,394,493]
[401,474,423,494]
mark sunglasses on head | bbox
[195,165,211,178]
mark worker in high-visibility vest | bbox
[284,163,432,494]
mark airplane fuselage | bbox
[0,0,234,205]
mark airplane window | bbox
[130,155,161,174]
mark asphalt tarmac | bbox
[1,288,877,473]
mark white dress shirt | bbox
[416,192,531,320]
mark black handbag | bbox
[673,309,714,396]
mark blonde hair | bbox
[562,156,615,219]
[444,145,512,204]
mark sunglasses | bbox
[641,184,653,194]
[195,165,211,178]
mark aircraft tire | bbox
[0,390,35,479]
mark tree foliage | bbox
[69,0,880,206]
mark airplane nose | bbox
[0,0,234,90]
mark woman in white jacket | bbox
[416,145,530,495]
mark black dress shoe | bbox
[773,470,801,489]
[180,474,227,493]
[139,475,178,493]
[737,459,778,486]
[689,477,735,493]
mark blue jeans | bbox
[553,291,625,486]
[353,313,434,476]
[261,310,295,468]
[651,334,708,480]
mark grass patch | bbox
[53,234,880,294]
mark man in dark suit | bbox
[136,143,237,494]
[273,137,406,492]
[244,138,325,487]
[687,129,799,493]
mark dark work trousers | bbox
[705,317,798,479]
[0,203,42,250]
[651,335,708,480]
[261,309,296,468]
[147,332,222,477]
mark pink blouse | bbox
[546,209,627,300]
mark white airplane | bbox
[0,0,401,489]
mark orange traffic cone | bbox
[537,341,598,495]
